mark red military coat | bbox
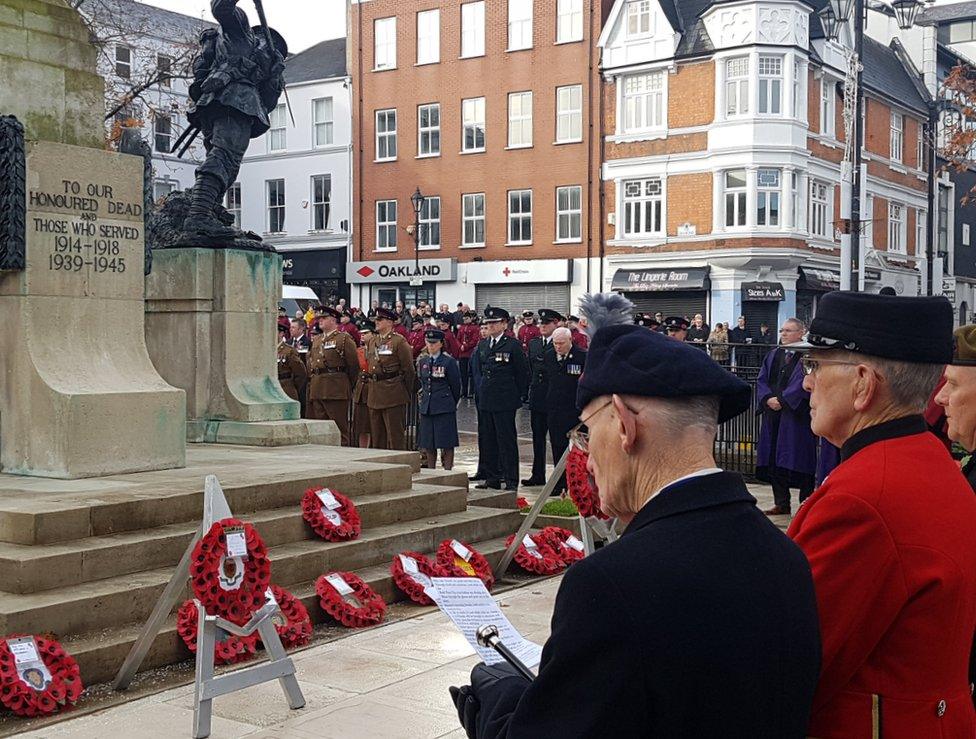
[517,323,540,353]
[788,416,976,738]
[456,323,480,359]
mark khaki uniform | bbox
[277,340,307,403]
[307,329,359,445]
[352,345,370,442]
[365,331,416,450]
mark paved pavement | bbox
[20,578,564,739]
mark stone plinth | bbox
[145,247,335,445]
[0,141,186,478]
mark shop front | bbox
[282,247,347,304]
[741,281,784,332]
[347,257,457,310]
[610,267,710,319]
[467,259,574,315]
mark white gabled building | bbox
[80,0,213,198]
[236,38,352,303]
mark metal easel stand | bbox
[112,475,305,738]
[494,447,619,576]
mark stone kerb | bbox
[0,140,187,477]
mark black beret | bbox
[798,292,953,364]
[425,328,445,342]
[484,306,510,322]
[375,307,399,321]
[277,321,288,333]
[577,324,751,423]
[664,316,690,331]
[538,309,565,323]
[434,312,453,323]
[317,306,341,320]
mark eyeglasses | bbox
[567,399,613,452]
[800,357,864,376]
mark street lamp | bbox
[409,187,426,287]
[825,0,925,291]
[819,5,840,41]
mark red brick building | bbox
[349,0,610,315]
[597,0,929,328]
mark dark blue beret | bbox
[425,328,445,341]
[577,324,751,423]
[797,291,952,364]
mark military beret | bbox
[375,306,399,321]
[484,306,510,322]
[425,328,445,342]
[317,306,341,320]
[522,310,535,318]
[434,312,453,323]
[953,324,976,366]
[465,310,478,318]
[538,309,565,323]
[664,316,690,331]
[361,320,376,334]
[568,315,580,322]
[577,324,751,423]
[276,321,288,333]
[796,291,953,364]
[635,313,661,329]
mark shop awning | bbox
[611,267,709,292]
[798,268,840,291]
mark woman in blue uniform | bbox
[417,329,462,470]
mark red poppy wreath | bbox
[435,539,495,590]
[301,487,362,542]
[566,447,608,520]
[537,526,586,565]
[390,551,450,606]
[315,571,386,628]
[189,518,272,625]
[176,600,258,665]
[262,585,313,649]
[0,634,83,717]
[505,533,565,576]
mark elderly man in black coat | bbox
[451,294,820,738]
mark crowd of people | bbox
[275,300,590,487]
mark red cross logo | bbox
[502,267,511,277]
[357,266,375,278]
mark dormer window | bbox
[626,0,652,37]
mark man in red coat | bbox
[337,310,362,346]
[434,312,461,358]
[790,291,976,738]
[516,310,541,353]
[456,311,481,398]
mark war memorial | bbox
[0,1,528,732]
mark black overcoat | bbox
[475,335,529,413]
[470,471,821,738]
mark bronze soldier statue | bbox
[183,0,286,238]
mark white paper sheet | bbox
[427,577,543,670]
[316,488,342,510]
[224,527,247,558]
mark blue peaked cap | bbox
[576,324,752,423]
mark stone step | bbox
[62,535,524,687]
[467,489,518,510]
[0,506,522,640]
[0,484,469,594]
[413,468,470,489]
[0,456,417,546]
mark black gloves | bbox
[450,684,480,739]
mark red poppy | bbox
[435,539,495,590]
[315,572,386,628]
[505,533,565,575]
[0,635,83,717]
[176,600,259,665]
[537,526,586,565]
[263,585,313,649]
[189,518,272,625]
[566,448,608,520]
[301,488,362,542]
[390,551,451,605]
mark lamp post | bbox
[822,0,924,292]
[409,187,426,288]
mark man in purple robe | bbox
[756,318,817,515]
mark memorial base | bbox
[186,419,339,446]
[145,247,321,444]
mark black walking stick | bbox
[476,625,535,682]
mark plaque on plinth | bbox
[0,139,186,478]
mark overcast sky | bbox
[142,0,346,53]
[141,0,961,55]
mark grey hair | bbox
[785,317,806,331]
[578,293,635,337]
[833,350,943,411]
[623,394,720,440]
[551,327,572,342]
